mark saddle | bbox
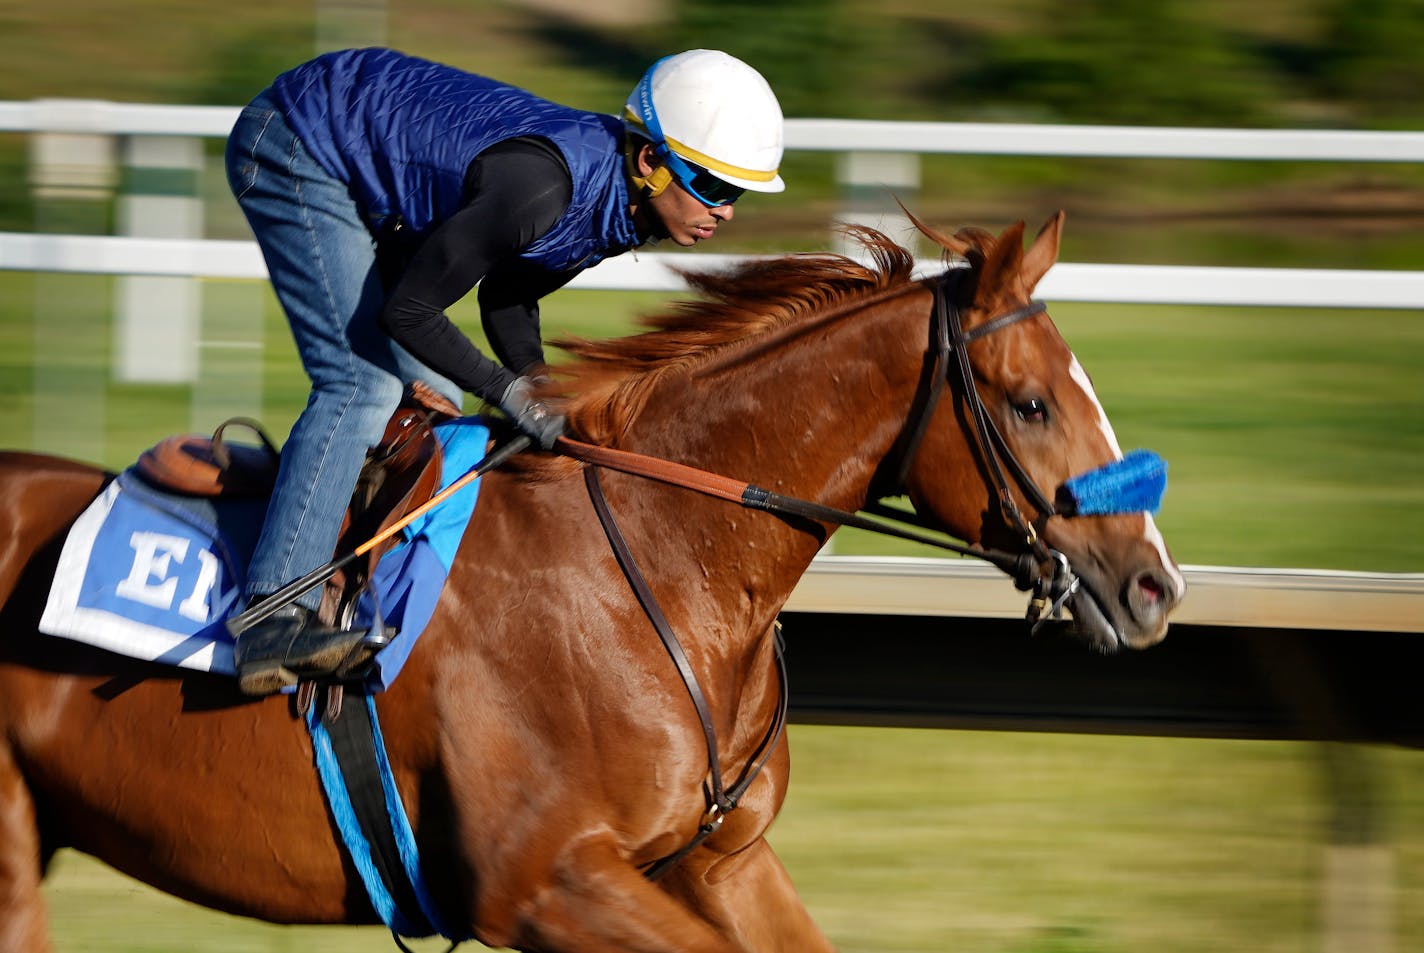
[136,380,463,629]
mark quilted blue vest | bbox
[269,48,641,272]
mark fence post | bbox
[824,150,921,555]
[113,134,203,384]
[1321,743,1395,953]
[28,99,116,463]
[835,151,920,254]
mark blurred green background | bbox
[3,2,1423,952]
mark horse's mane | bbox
[552,225,962,445]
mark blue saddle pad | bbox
[39,417,491,691]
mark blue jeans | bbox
[226,93,460,608]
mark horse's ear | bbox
[978,219,1027,298]
[1022,210,1065,291]
[897,199,973,257]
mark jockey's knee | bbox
[358,370,405,410]
[311,371,404,444]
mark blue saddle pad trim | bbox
[351,416,490,689]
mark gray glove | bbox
[499,376,566,450]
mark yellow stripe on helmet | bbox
[622,106,778,184]
[662,135,779,183]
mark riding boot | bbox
[232,600,370,696]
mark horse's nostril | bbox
[1137,572,1165,605]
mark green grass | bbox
[1055,302,1424,572]
[772,729,1424,953]
[41,728,1424,953]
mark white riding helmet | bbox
[624,49,785,200]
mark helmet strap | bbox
[626,139,673,199]
[641,165,674,198]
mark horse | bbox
[0,211,1183,952]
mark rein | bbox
[555,273,1074,599]
[558,437,1035,580]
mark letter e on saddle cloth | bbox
[136,381,460,709]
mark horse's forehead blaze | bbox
[1066,355,1122,458]
[1144,514,1188,597]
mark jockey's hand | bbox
[499,376,566,450]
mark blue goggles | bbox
[660,150,746,207]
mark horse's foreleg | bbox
[662,836,837,953]
[0,744,51,953]
[499,835,745,953]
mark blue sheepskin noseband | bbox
[1056,449,1167,517]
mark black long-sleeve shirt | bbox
[378,136,577,403]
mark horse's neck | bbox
[617,290,928,601]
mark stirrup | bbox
[233,603,372,696]
[237,635,379,697]
[333,629,393,681]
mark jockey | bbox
[225,47,785,695]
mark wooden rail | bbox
[788,557,1424,632]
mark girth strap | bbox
[307,692,464,945]
[319,696,431,931]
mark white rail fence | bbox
[5,231,1423,308]
[5,99,1424,157]
[789,558,1424,633]
[2,99,1421,458]
[4,99,1424,308]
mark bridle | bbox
[555,269,1086,878]
[880,269,1080,624]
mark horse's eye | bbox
[1013,397,1049,423]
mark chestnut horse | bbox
[0,213,1182,952]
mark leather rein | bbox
[558,270,1081,878]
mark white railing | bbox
[4,231,1423,308]
[5,100,1424,161]
[789,557,1424,633]
[3,101,1423,311]
[3,99,1423,310]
